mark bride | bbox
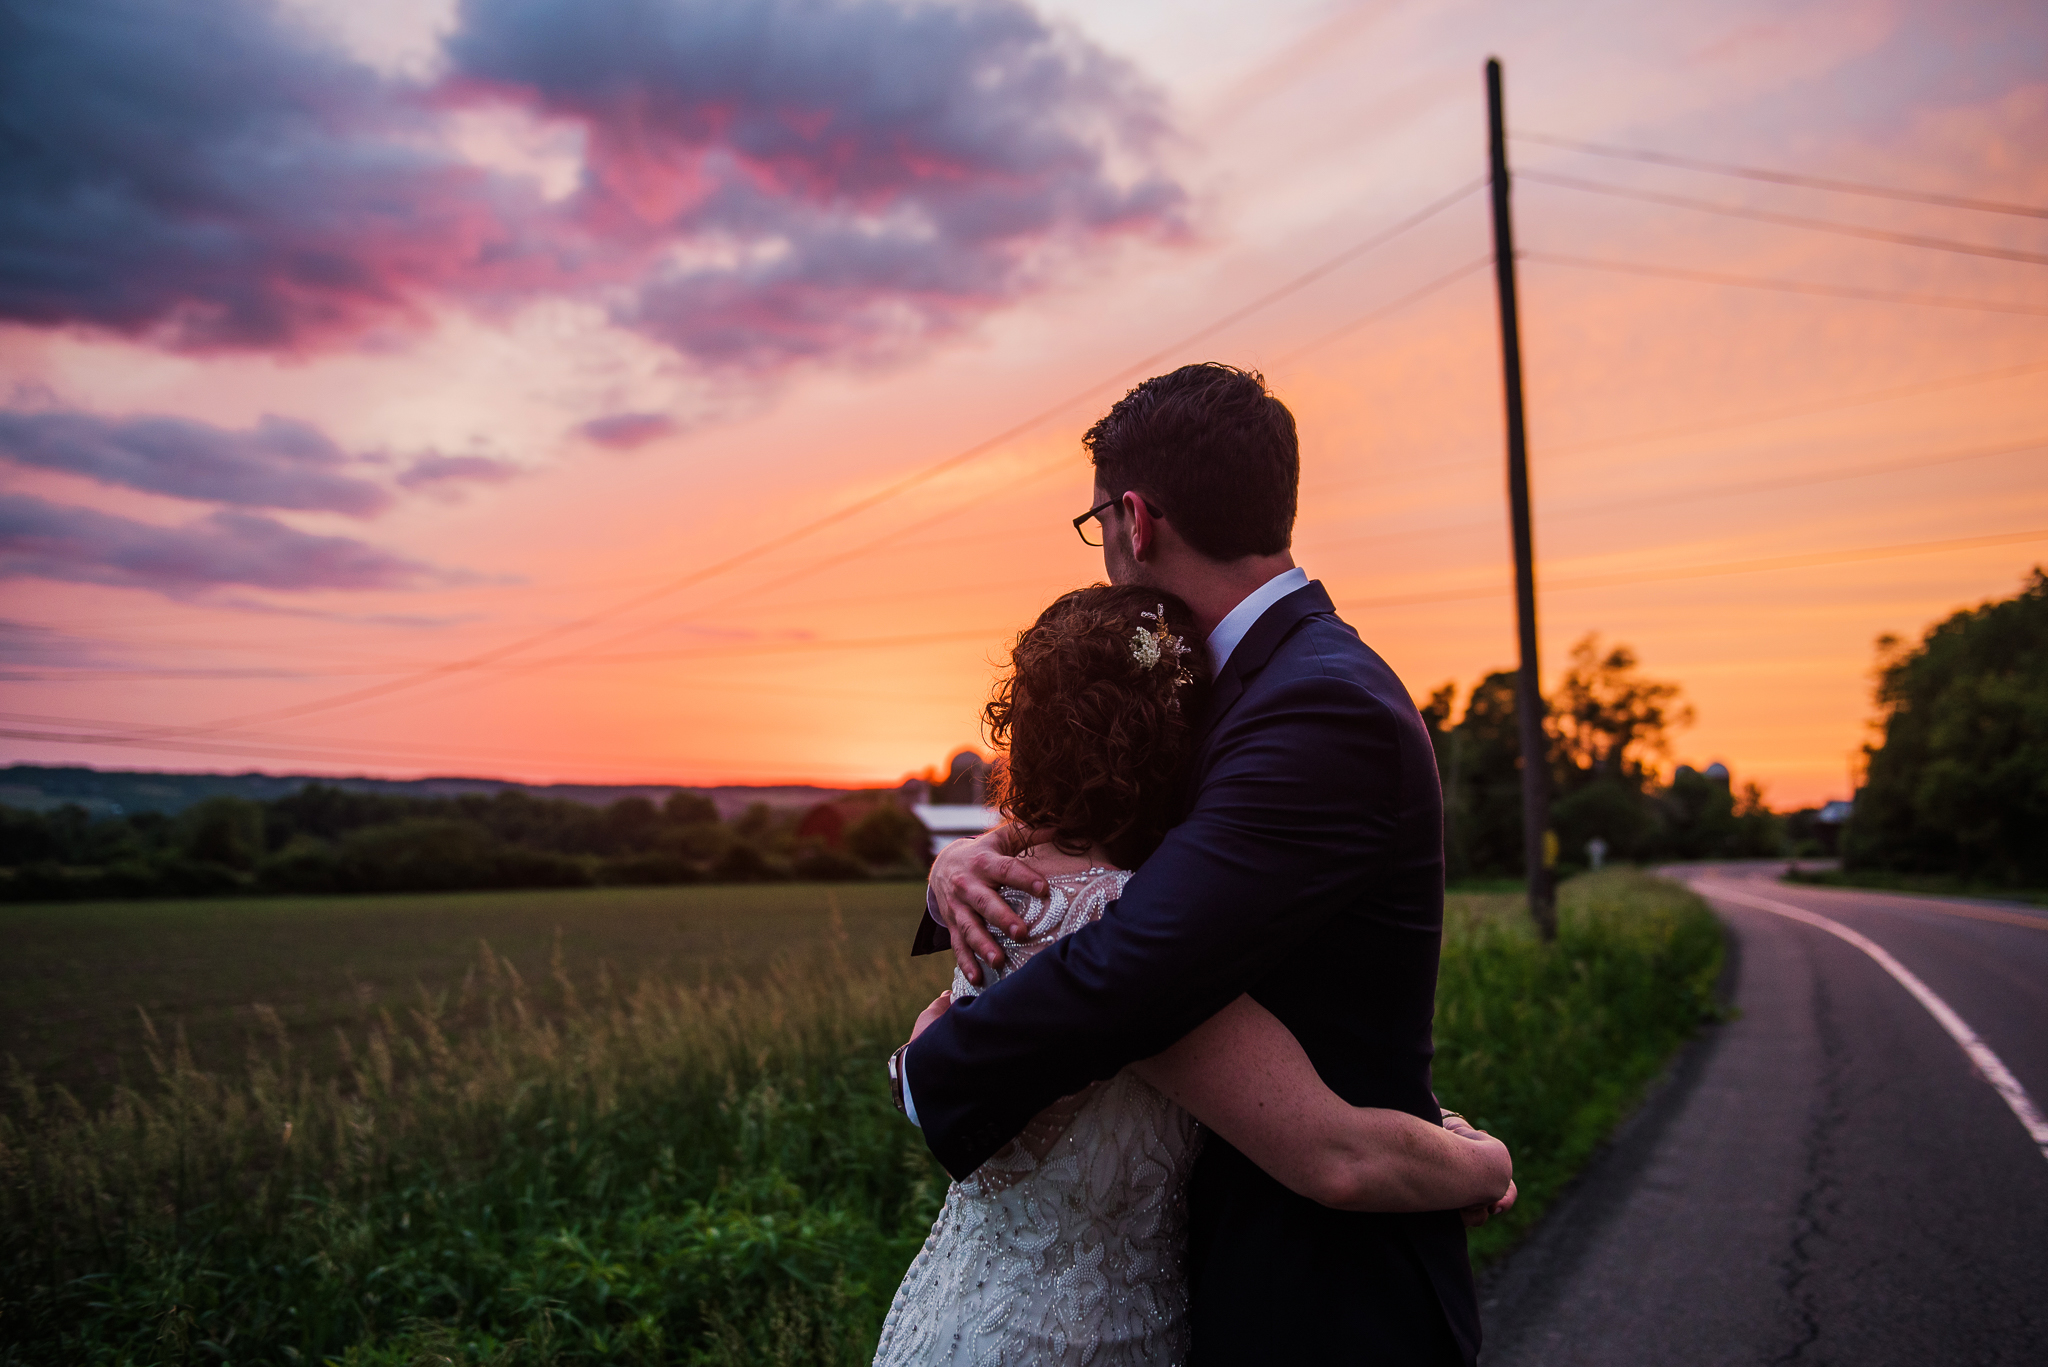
[873,585,1514,1366]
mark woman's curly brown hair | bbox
[983,585,1212,869]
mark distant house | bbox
[913,804,1002,859]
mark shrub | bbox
[258,836,343,893]
[713,839,788,882]
[664,791,721,826]
[177,796,265,870]
[601,850,703,886]
[846,807,927,867]
[335,818,503,892]
[794,845,870,882]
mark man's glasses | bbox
[1073,495,1162,547]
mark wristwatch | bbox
[888,1043,910,1117]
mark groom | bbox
[900,363,1480,1364]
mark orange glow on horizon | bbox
[4,0,2044,813]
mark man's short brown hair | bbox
[1082,362,1298,561]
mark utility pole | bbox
[1486,57,1556,939]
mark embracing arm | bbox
[905,661,1417,1178]
[1131,995,1512,1215]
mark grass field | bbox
[0,881,931,1115]
[2,872,1722,1364]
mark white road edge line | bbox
[1696,880,2048,1167]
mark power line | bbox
[32,358,2046,690]
[1541,358,2048,459]
[490,456,1078,685]
[1521,170,2048,268]
[0,718,900,782]
[19,509,2044,767]
[108,178,1486,750]
[355,250,2048,702]
[1305,434,2048,553]
[1271,255,1493,366]
[0,621,1028,683]
[1526,251,2048,318]
[1545,435,2046,520]
[1515,132,2048,221]
[21,520,2044,765]
[1345,526,2048,610]
[36,433,2047,684]
[489,252,1501,688]
[77,216,1495,723]
[1308,353,2048,504]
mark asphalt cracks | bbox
[1478,864,2048,1367]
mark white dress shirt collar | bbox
[1204,566,1309,679]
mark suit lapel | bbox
[1196,580,1336,744]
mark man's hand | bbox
[928,823,1052,985]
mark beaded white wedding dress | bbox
[872,868,1202,1367]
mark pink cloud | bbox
[1,0,1185,372]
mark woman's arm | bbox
[1130,994,1512,1214]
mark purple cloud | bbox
[0,0,566,353]
[447,0,1185,367]
[0,619,113,669]
[0,493,437,593]
[0,410,392,515]
[575,412,677,450]
[0,0,1183,371]
[396,453,522,490]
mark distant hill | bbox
[0,765,851,820]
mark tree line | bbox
[1842,568,2046,890]
[8,623,1853,900]
[0,785,931,901]
[1424,635,1784,881]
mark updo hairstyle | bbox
[983,585,1211,869]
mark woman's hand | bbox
[1463,1178,1518,1228]
[909,990,953,1044]
[1439,1111,1517,1226]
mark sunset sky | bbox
[3,0,2044,808]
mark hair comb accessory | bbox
[1132,605,1197,701]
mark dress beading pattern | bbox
[872,869,1201,1367]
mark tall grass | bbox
[2,872,1721,1363]
[3,921,951,1365]
[1437,870,1726,1262]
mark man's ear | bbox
[1122,491,1158,562]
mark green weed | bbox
[1436,870,1725,1263]
[1,872,1720,1361]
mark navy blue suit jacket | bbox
[906,582,1478,1364]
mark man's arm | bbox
[904,667,1408,1179]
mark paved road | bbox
[1480,863,2048,1367]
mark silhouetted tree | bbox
[1439,670,1528,880]
[178,797,264,871]
[1846,568,2048,885]
[1548,636,1692,795]
[847,806,928,868]
[663,791,719,825]
[1432,635,1777,876]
